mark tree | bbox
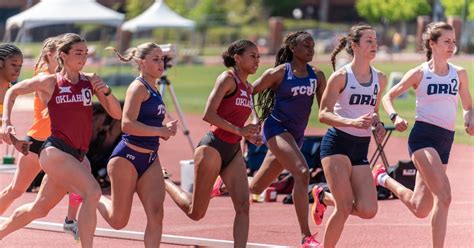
[356,0,431,23]
[125,0,154,20]
[224,0,265,26]
[441,0,474,20]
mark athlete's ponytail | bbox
[107,42,160,71]
[34,37,58,75]
[330,24,374,71]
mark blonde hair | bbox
[107,42,161,71]
[34,37,58,75]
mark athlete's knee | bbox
[412,207,431,218]
[356,203,378,219]
[233,197,250,216]
[434,189,451,208]
[292,166,310,184]
[109,218,129,230]
[188,204,207,221]
[335,200,353,217]
[81,184,102,203]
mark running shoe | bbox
[301,233,322,248]
[372,163,387,186]
[63,218,80,242]
[311,185,326,225]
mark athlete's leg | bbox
[40,147,102,248]
[220,154,250,248]
[350,165,377,219]
[321,155,353,248]
[97,157,138,229]
[249,151,284,194]
[66,157,91,222]
[266,132,311,238]
[0,174,66,239]
[0,152,41,215]
[136,158,165,247]
[164,146,221,220]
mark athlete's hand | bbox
[372,122,386,144]
[239,123,260,137]
[161,120,178,140]
[246,134,264,146]
[465,122,474,136]
[351,113,373,129]
[10,134,31,156]
[1,121,16,145]
[88,73,110,95]
[394,116,409,132]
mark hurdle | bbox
[0,217,290,247]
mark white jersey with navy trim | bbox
[333,65,380,137]
[416,62,459,131]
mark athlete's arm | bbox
[382,66,422,132]
[87,73,122,120]
[2,74,55,144]
[319,69,371,129]
[372,72,388,142]
[203,72,259,137]
[456,66,473,135]
[252,65,285,94]
[314,68,327,107]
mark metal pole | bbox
[158,75,195,152]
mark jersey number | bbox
[82,88,92,106]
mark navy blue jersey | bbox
[270,63,318,126]
[122,77,166,151]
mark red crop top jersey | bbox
[210,71,253,144]
[47,73,93,153]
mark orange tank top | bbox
[26,73,52,141]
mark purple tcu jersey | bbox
[122,77,166,151]
[270,63,318,127]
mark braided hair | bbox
[330,24,374,71]
[422,22,454,61]
[107,42,161,71]
[0,43,22,69]
[256,31,312,122]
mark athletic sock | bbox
[378,173,389,187]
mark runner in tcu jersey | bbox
[97,43,177,247]
[312,24,387,248]
[164,40,261,248]
[376,22,473,248]
[0,33,122,248]
[250,31,327,247]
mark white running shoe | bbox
[63,218,80,242]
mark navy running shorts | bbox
[263,115,305,148]
[110,140,158,178]
[320,127,371,166]
[408,121,455,164]
[25,136,44,155]
[39,136,86,162]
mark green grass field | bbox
[18,58,473,145]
